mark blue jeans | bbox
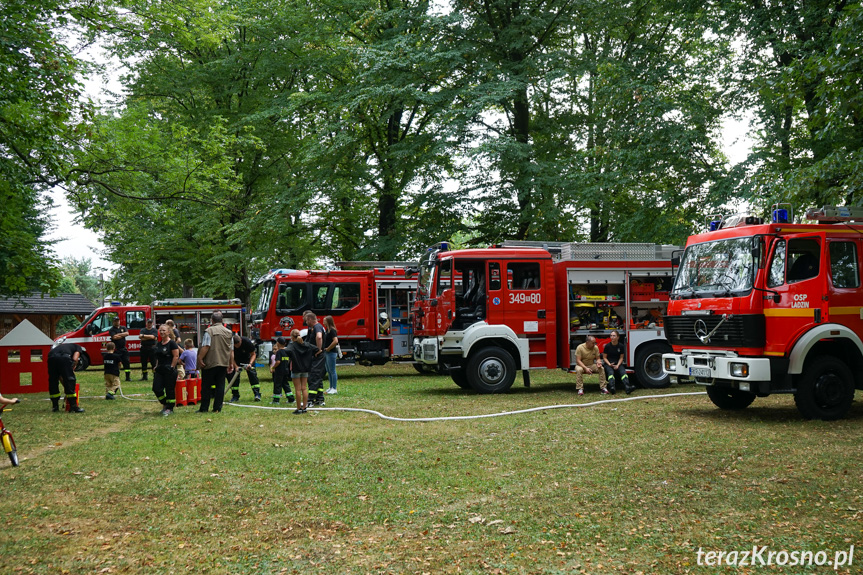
[324,351,338,390]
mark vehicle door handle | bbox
[448,310,452,320]
[537,310,546,319]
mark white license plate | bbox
[689,367,712,378]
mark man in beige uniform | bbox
[574,336,608,396]
[197,311,234,413]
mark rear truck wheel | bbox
[706,385,756,410]
[450,368,471,389]
[794,356,855,421]
[467,346,516,394]
[2,433,18,467]
[634,342,672,389]
[75,354,90,372]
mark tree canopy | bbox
[6,0,863,304]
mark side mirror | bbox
[773,294,781,304]
[671,256,680,267]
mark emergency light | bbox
[772,209,789,223]
[708,220,722,231]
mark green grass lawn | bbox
[1,364,861,574]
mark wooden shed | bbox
[0,293,96,340]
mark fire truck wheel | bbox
[450,368,471,389]
[794,357,855,421]
[706,385,756,410]
[74,354,90,372]
[467,346,516,394]
[634,342,672,388]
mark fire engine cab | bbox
[412,242,679,393]
[663,205,863,420]
[251,265,417,365]
[55,299,245,370]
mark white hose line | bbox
[221,391,708,422]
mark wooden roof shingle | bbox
[0,293,97,316]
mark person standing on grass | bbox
[47,342,85,413]
[197,312,234,413]
[228,334,262,402]
[269,336,295,404]
[108,317,132,382]
[285,329,321,414]
[139,317,158,381]
[152,324,180,416]
[102,342,122,400]
[303,311,326,406]
[323,315,340,395]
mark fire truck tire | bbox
[794,356,855,421]
[467,346,516,394]
[450,368,471,389]
[706,385,756,410]
[75,354,90,372]
[634,342,671,388]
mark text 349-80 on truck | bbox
[663,204,863,420]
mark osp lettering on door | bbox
[509,292,541,305]
[791,294,810,309]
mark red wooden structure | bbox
[0,319,54,395]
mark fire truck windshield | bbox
[418,251,436,300]
[673,237,756,297]
[254,280,275,317]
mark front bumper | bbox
[662,350,772,392]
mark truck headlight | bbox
[730,362,749,377]
[664,357,676,371]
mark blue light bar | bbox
[708,220,722,231]
[772,209,789,223]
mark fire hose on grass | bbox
[107,372,707,421]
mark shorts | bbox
[291,372,309,379]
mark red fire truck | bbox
[250,266,417,365]
[411,241,679,392]
[662,205,863,420]
[54,299,245,370]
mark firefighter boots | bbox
[51,398,60,412]
[66,397,84,413]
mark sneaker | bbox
[326,388,337,394]
[292,409,303,415]
[229,394,240,403]
[578,389,584,396]
[316,398,325,407]
[105,393,115,400]
[301,408,308,414]
[601,388,610,395]
[161,408,172,416]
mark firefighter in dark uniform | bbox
[47,343,86,412]
[304,311,326,406]
[229,335,262,402]
[108,317,132,381]
[138,317,158,380]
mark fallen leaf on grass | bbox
[486,520,503,527]
[468,516,484,524]
[499,526,516,534]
